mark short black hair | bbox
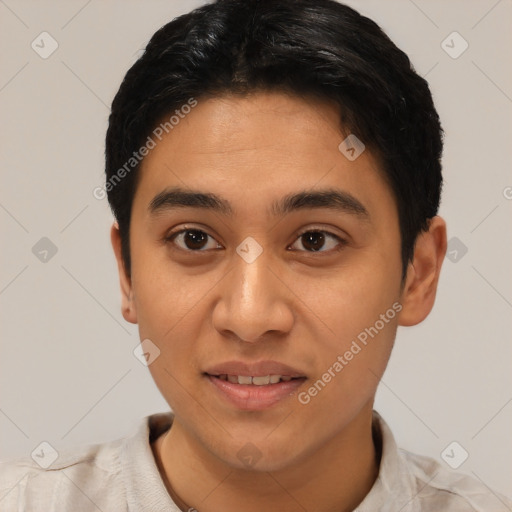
[105,0,443,280]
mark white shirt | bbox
[1,410,510,511]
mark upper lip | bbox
[204,360,306,378]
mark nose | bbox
[211,247,294,343]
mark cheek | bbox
[131,246,207,333]
[296,275,399,412]
[291,253,401,394]
[296,255,401,343]
[133,266,211,411]
[129,255,214,380]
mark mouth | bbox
[204,361,307,410]
[210,374,299,385]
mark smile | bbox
[215,374,295,385]
[206,373,306,410]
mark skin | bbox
[111,91,447,512]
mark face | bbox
[114,91,417,471]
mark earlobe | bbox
[397,216,447,327]
[110,222,138,324]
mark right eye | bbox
[165,228,222,252]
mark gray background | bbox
[1,0,511,499]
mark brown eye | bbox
[167,229,221,251]
[301,231,326,251]
[290,230,345,253]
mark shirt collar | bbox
[121,412,179,512]
[356,410,419,512]
[122,410,417,512]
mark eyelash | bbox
[163,226,347,254]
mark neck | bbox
[152,408,379,512]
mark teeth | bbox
[216,374,296,385]
[252,375,270,385]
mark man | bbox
[1,0,511,510]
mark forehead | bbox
[133,91,396,223]
[158,92,344,157]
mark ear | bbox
[397,216,447,326]
[111,222,138,324]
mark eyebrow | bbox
[148,186,370,220]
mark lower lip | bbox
[206,375,306,410]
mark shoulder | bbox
[0,436,125,512]
[400,448,512,511]
[368,411,512,512]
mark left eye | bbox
[289,230,345,253]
